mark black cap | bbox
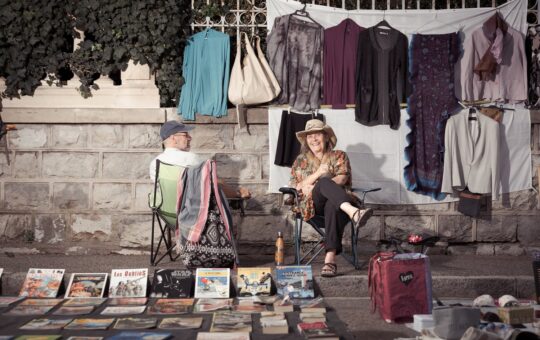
[160,121,194,140]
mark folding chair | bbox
[279,186,381,269]
[148,160,185,266]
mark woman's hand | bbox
[316,163,330,178]
[301,183,314,196]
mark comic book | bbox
[107,332,172,340]
[275,266,314,299]
[236,267,272,297]
[62,297,106,307]
[108,269,148,298]
[157,317,203,329]
[210,311,252,333]
[100,306,146,315]
[20,318,73,330]
[52,306,94,315]
[150,269,193,298]
[194,268,230,298]
[147,298,193,315]
[19,268,65,298]
[0,296,24,307]
[64,318,115,330]
[5,305,55,315]
[193,298,233,313]
[108,297,148,306]
[113,317,158,329]
[65,273,108,298]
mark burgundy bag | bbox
[368,252,432,323]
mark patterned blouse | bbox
[290,150,352,221]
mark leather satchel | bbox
[228,33,280,127]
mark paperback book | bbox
[150,269,193,298]
[210,311,252,333]
[113,317,158,329]
[52,306,95,315]
[147,298,193,315]
[193,298,233,312]
[64,318,115,330]
[158,317,203,329]
[101,305,146,315]
[19,268,65,298]
[194,268,230,298]
[232,303,267,314]
[272,298,294,313]
[108,297,148,306]
[0,296,24,307]
[20,318,73,330]
[236,267,272,297]
[260,311,288,334]
[297,321,339,339]
[107,332,172,340]
[65,273,108,298]
[62,297,106,307]
[5,305,54,315]
[196,332,250,340]
[275,265,314,299]
[109,268,148,297]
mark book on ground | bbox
[19,299,63,306]
[260,311,288,335]
[113,317,158,329]
[20,318,73,330]
[64,318,115,330]
[158,316,203,329]
[299,311,326,323]
[101,305,146,315]
[194,268,230,299]
[0,296,23,307]
[109,269,148,298]
[14,336,61,340]
[275,266,314,299]
[196,332,250,340]
[66,337,104,340]
[150,269,193,298]
[19,269,65,298]
[107,332,172,340]
[65,273,108,298]
[272,299,294,313]
[233,301,267,314]
[147,298,193,315]
[297,321,338,339]
[108,297,148,306]
[193,298,233,312]
[236,267,271,297]
[5,305,54,315]
[62,297,106,307]
[52,306,94,315]
[210,311,252,333]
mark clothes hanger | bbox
[468,107,478,121]
[292,4,323,29]
[375,10,392,30]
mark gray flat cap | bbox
[160,121,194,140]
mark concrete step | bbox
[0,253,536,300]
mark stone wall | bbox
[0,107,539,256]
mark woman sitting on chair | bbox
[291,119,373,277]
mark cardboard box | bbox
[498,306,534,324]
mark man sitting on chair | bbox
[149,120,251,199]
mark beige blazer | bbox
[441,109,500,198]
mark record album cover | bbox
[65,273,108,298]
[109,269,148,298]
[194,268,230,299]
[150,269,193,298]
[19,269,65,298]
[236,267,271,297]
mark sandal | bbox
[321,263,337,278]
[353,208,373,228]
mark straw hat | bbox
[296,119,337,148]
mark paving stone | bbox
[234,125,268,151]
[8,125,47,148]
[52,125,88,148]
[516,276,536,299]
[70,214,112,241]
[432,276,515,298]
[52,182,90,209]
[12,152,39,178]
[93,183,131,210]
[34,214,68,244]
[384,216,435,239]
[317,276,369,297]
[494,243,525,256]
[128,125,161,149]
[102,152,156,179]
[438,215,473,242]
[215,153,260,180]
[190,125,234,150]
[447,245,477,255]
[42,152,99,178]
[90,125,124,148]
[517,215,540,246]
[4,182,49,210]
[477,215,517,242]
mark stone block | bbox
[357,215,382,241]
[215,153,260,180]
[42,152,99,178]
[492,190,536,211]
[52,182,90,209]
[243,184,281,213]
[128,125,161,149]
[516,277,536,299]
[317,276,369,297]
[406,202,451,211]
[0,151,11,177]
[234,125,268,151]
[103,152,156,180]
[90,125,124,148]
[517,215,540,246]
[114,215,153,248]
[438,215,473,242]
[5,182,49,210]
[52,125,88,148]
[70,214,112,241]
[384,216,435,239]
[0,214,33,240]
[261,154,269,180]
[237,215,290,242]
[34,214,67,244]
[476,244,495,255]
[135,183,154,211]
[447,245,477,255]
[8,125,47,148]
[12,152,39,178]
[190,125,234,150]
[93,183,131,210]
[432,276,515,298]
[477,215,517,242]
[494,243,525,256]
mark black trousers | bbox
[311,177,353,255]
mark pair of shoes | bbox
[353,208,373,228]
[321,263,337,277]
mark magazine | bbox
[210,311,252,333]
[0,296,24,307]
[275,265,314,299]
[19,299,63,306]
[236,267,272,297]
[20,318,73,330]
[193,298,233,313]
[196,332,250,340]
[113,317,158,329]
[101,306,146,315]
[64,318,115,330]
[157,316,203,329]
[150,269,193,298]
[194,268,230,298]
[108,297,148,306]
[13,336,62,340]
[147,298,193,315]
[65,273,108,298]
[19,268,65,298]
[232,303,267,314]
[5,305,54,315]
[52,306,94,315]
[66,337,104,340]
[109,268,148,298]
[62,297,106,306]
[107,332,172,340]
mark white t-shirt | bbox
[149,148,208,182]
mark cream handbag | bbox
[228,32,281,107]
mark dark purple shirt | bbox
[323,19,364,109]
